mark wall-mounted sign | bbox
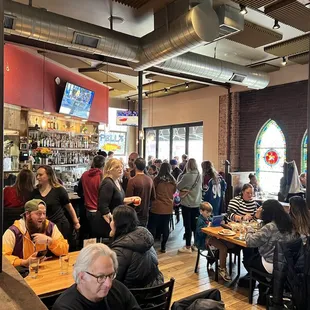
[99,131,127,155]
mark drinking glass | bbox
[239,222,247,240]
[29,258,40,279]
[60,254,70,275]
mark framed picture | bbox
[98,131,127,156]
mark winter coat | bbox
[110,226,164,288]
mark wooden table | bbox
[202,226,247,247]
[25,251,80,298]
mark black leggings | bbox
[181,205,199,247]
[148,213,171,249]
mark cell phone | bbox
[37,250,48,258]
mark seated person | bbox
[289,196,310,243]
[109,205,164,288]
[195,202,234,282]
[53,243,140,310]
[300,172,307,190]
[248,173,262,195]
[228,184,258,222]
[2,199,69,267]
[245,199,298,305]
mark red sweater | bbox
[3,186,24,208]
[81,168,103,211]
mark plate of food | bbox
[218,229,236,236]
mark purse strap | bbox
[189,173,200,192]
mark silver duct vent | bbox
[157,52,270,89]
[4,0,140,63]
[132,1,219,71]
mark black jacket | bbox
[111,227,164,288]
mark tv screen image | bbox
[116,110,138,126]
[59,82,95,119]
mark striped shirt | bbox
[228,196,258,221]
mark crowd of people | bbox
[2,151,310,308]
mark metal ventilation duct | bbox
[157,52,270,89]
[133,0,219,71]
[4,0,140,62]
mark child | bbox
[195,202,233,282]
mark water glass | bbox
[29,258,40,279]
[60,254,70,275]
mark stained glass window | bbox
[255,120,286,194]
[301,131,307,173]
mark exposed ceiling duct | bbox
[157,52,270,89]
[132,0,219,71]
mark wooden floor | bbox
[155,219,265,309]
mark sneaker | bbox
[160,248,166,253]
[218,267,232,282]
[178,246,192,254]
[191,245,198,252]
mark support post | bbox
[306,37,310,207]
[0,0,5,272]
[226,88,232,162]
[137,71,143,156]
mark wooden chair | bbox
[130,278,175,310]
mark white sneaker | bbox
[178,246,192,254]
[191,245,198,252]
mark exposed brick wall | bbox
[238,80,308,172]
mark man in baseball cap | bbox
[3,199,69,267]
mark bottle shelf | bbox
[29,128,98,137]
[49,148,92,151]
[34,164,88,167]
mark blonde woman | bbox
[94,158,141,238]
[32,165,80,240]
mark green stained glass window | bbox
[301,131,307,174]
[255,120,286,194]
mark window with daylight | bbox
[301,131,307,173]
[255,120,286,194]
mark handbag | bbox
[179,174,200,199]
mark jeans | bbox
[148,213,171,250]
[181,205,199,247]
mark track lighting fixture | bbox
[185,82,189,89]
[281,57,287,66]
[239,4,248,14]
[145,92,149,98]
[273,19,280,29]
[164,88,168,93]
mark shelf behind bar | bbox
[29,128,98,136]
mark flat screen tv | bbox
[59,82,95,119]
[116,110,138,126]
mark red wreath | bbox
[264,150,279,166]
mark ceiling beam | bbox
[264,0,295,13]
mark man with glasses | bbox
[53,243,140,310]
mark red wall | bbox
[4,44,109,123]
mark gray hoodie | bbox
[177,170,202,208]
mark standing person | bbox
[32,165,80,241]
[148,164,158,179]
[154,159,163,169]
[107,151,114,160]
[77,155,105,237]
[201,161,227,216]
[170,159,182,181]
[3,199,69,267]
[126,158,156,227]
[177,158,202,253]
[122,152,139,192]
[53,243,141,310]
[148,163,177,253]
[4,169,35,208]
[179,154,188,172]
[110,206,164,288]
[94,159,141,238]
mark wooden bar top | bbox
[0,257,47,309]
[202,226,247,247]
[25,251,80,297]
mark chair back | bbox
[3,207,24,232]
[130,278,175,310]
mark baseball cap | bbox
[23,199,46,214]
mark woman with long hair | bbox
[201,160,227,216]
[94,158,141,238]
[245,199,298,305]
[4,169,35,208]
[32,165,80,240]
[177,158,202,253]
[110,205,164,288]
[148,163,177,253]
[289,196,310,242]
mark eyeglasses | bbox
[85,271,116,284]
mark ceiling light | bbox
[273,19,280,29]
[108,16,124,25]
[82,119,87,122]
[282,57,287,66]
[43,111,51,115]
[164,88,168,93]
[185,82,189,89]
[145,92,149,98]
[126,97,130,102]
[239,4,248,14]
[65,116,71,119]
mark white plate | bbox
[218,230,236,236]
